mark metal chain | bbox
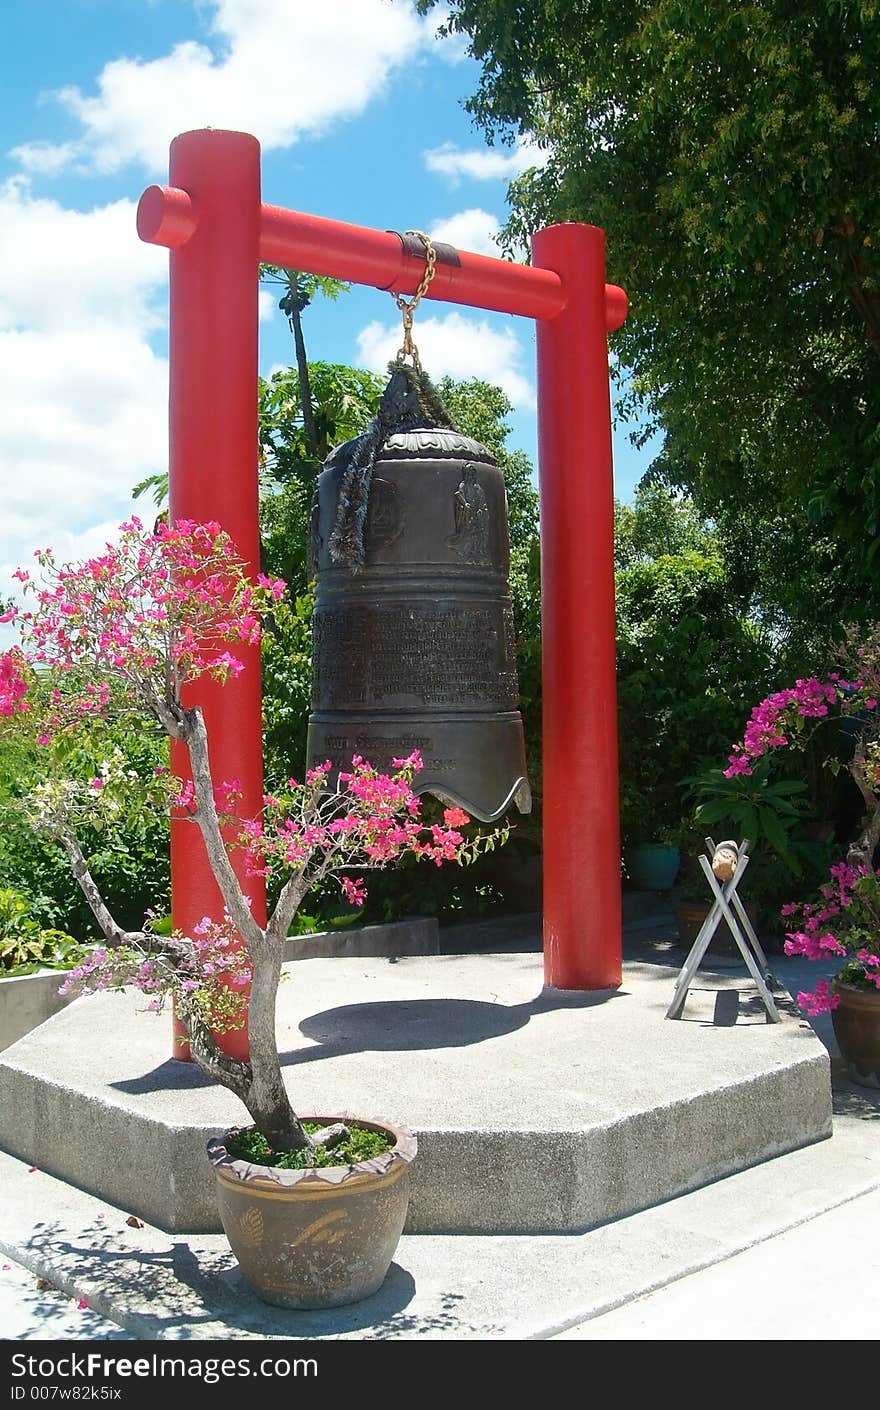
[392,230,437,373]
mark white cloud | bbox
[429,208,500,258]
[7,141,81,177]
[423,136,546,186]
[10,0,432,177]
[0,328,167,553]
[419,4,471,64]
[0,179,166,333]
[0,181,169,607]
[0,517,143,652]
[356,311,535,410]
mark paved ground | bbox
[1,899,877,1342]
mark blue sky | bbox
[0,0,656,603]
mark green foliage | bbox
[356,855,505,925]
[422,0,880,645]
[227,1121,392,1170]
[681,763,810,869]
[614,485,709,571]
[615,507,776,844]
[0,886,88,975]
[0,708,170,937]
[260,587,314,791]
[259,362,385,487]
[131,471,168,508]
[260,268,350,317]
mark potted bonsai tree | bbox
[724,635,880,1086]
[0,517,502,1308]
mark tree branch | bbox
[846,726,880,870]
[58,831,153,950]
[182,1004,254,1105]
[142,678,188,740]
[289,297,319,459]
[182,707,266,953]
[266,869,310,944]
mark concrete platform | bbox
[1,1077,875,1341]
[0,969,77,1052]
[0,917,438,1054]
[0,942,831,1235]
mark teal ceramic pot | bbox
[626,843,680,890]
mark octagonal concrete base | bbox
[0,949,831,1234]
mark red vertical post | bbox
[532,223,622,990]
[167,130,265,1059]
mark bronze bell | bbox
[306,424,532,822]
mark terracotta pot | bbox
[831,982,880,1089]
[675,899,760,958]
[207,1116,417,1309]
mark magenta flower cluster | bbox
[1,517,280,741]
[724,675,873,777]
[241,752,472,892]
[0,649,29,718]
[726,636,880,1017]
[781,861,880,1013]
[58,915,254,1033]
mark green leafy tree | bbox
[612,488,777,847]
[0,708,171,937]
[418,0,880,642]
[258,362,386,591]
[614,484,709,572]
[259,268,351,461]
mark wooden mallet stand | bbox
[666,837,781,1022]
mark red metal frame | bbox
[138,128,626,1058]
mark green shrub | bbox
[0,886,90,976]
[0,712,170,937]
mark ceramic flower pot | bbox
[831,982,880,1089]
[626,843,680,891]
[207,1116,417,1309]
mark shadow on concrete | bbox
[285,987,620,1065]
[15,1218,454,1340]
[113,988,620,1094]
[659,984,789,1027]
[114,1060,217,1095]
[831,1073,880,1122]
[0,1252,133,1340]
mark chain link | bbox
[392,230,437,373]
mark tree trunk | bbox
[290,301,318,459]
[241,941,311,1151]
[846,729,880,872]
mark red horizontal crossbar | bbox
[137,183,627,330]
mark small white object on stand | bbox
[666,837,781,1022]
